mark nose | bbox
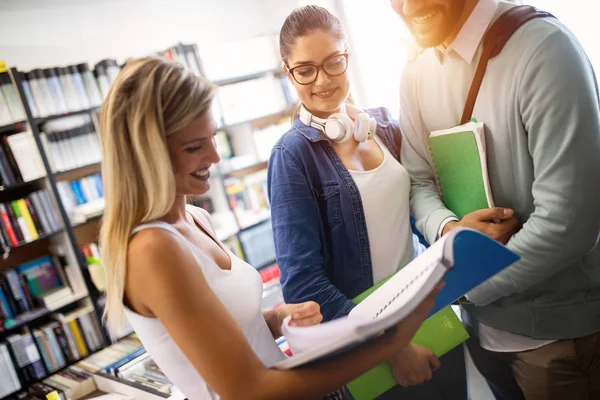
[314,67,332,86]
[208,137,221,164]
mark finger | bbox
[429,354,441,370]
[291,302,319,319]
[472,207,514,221]
[393,369,409,387]
[289,313,323,327]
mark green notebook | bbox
[346,275,469,400]
[427,122,494,219]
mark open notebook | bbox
[428,121,494,218]
[273,227,519,369]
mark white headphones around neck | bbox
[299,104,377,143]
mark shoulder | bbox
[509,13,580,57]
[127,226,194,282]
[270,125,320,170]
[364,107,395,124]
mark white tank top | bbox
[124,206,284,400]
[349,136,424,284]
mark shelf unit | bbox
[0,39,290,398]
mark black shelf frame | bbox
[0,120,26,135]
[34,106,101,125]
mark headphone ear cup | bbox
[325,113,354,143]
[354,113,377,142]
[354,113,371,142]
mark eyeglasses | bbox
[286,52,349,85]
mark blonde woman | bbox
[99,57,441,400]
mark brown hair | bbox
[279,5,347,65]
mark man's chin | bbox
[411,30,448,49]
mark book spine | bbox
[0,275,19,317]
[52,323,76,363]
[29,192,51,234]
[1,136,23,183]
[60,321,80,361]
[38,190,61,232]
[33,329,54,372]
[0,203,18,246]
[0,144,16,186]
[11,200,32,242]
[17,198,39,240]
[43,326,66,368]
[70,180,87,205]
[0,286,14,318]
[17,271,37,309]
[4,269,30,313]
[4,202,24,244]
[68,319,89,358]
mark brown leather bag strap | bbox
[460,6,555,125]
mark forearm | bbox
[252,333,398,400]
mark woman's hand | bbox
[265,301,323,338]
[389,343,440,387]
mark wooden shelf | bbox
[0,230,64,271]
[55,162,101,182]
[73,215,103,246]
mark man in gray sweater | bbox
[393,0,600,398]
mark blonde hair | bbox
[99,56,216,334]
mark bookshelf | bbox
[0,37,289,398]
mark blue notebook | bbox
[274,228,519,370]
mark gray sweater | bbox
[400,2,600,339]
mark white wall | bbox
[0,0,336,70]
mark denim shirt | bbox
[267,107,426,322]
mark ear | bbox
[282,64,295,86]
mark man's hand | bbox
[389,343,440,387]
[442,208,520,244]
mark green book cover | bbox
[427,129,490,219]
[346,276,469,400]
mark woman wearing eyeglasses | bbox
[268,5,466,400]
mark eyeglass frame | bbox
[285,52,350,85]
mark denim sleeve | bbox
[268,144,355,321]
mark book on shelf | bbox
[40,124,102,173]
[0,341,22,397]
[57,173,104,224]
[0,255,87,333]
[6,329,47,384]
[0,188,62,248]
[217,75,288,126]
[4,131,47,183]
[273,228,519,370]
[224,169,270,229]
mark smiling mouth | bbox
[413,10,439,24]
[313,88,338,99]
[191,169,210,181]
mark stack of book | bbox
[0,255,84,330]
[0,189,62,248]
[224,169,270,230]
[40,123,102,173]
[57,173,104,224]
